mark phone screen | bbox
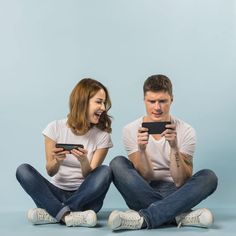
[56,143,84,151]
[142,121,171,134]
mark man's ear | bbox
[171,96,173,102]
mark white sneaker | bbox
[27,208,58,225]
[108,210,144,231]
[65,210,97,227]
[175,208,214,228]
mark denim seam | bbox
[55,205,70,221]
[139,210,151,229]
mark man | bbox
[108,74,218,231]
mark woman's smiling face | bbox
[87,89,106,124]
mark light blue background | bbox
[0,0,235,211]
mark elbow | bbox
[46,169,54,177]
[46,165,55,177]
[140,170,154,181]
[174,178,186,188]
[174,181,183,188]
[174,174,192,188]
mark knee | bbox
[16,163,34,182]
[198,169,218,192]
[109,155,129,171]
[94,165,112,184]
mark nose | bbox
[101,103,106,111]
[154,101,161,110]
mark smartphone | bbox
[142,121,171,134]
[55,143,84,152]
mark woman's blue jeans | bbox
[110,156,218,229]
[16,163,112,221]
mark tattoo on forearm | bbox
[184,157,193,166]
[175,152,180,168]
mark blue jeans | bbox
[16,163,112,221]
[110,156,218,229]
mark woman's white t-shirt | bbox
[122,116,196,182]
[42,118,113,191]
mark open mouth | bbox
[94,111,103,119]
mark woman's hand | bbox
[71,147,88,163]
[52,147,69,164]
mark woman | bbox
[16,78,113,227]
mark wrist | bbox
[78,156,89,163]
[171,146,179,153]
[138,144,146,152]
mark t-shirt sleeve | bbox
[96,132,113,149]
[122,125,139,155]
[179,125,196,157]
[42,120,58,142]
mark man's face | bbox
[144,91,173,122]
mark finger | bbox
[54,147,64,153]
[138,135,149,142]
[166,124,176,130]
[138,127,148,133]
[71,149,84,156]
[164,134,177,140]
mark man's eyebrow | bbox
[158,99,168,101]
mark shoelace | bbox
[37,211,53,222]
[71,212,87,226]
[177,215,200,228]
[120,214,141,229]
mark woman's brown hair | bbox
[67,78,112,135]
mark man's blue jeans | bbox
[110,156,218,229]
[16,163,112,221]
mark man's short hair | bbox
[143,74,173,97]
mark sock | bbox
[141,218,147,229]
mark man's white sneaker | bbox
[65,210,97,227]
[27,208,58,225]
[175,208,214,228]
[108,210,144,231]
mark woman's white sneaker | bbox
[27,208,58,225]
[65,210,97,227]
[175,208,214,228]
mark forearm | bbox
[130,150,154,181]
[46,158,60,177]
[80,158,92,178]
[170,147,192,187]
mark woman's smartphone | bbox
[55,143,84,152]
[142,121,171,134]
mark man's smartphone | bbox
[142,121,171,134]
[55,143,84,152]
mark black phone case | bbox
[142,121,171,134]
[56,143,84,151]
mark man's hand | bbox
[162,123,177,148]
[137,127,149,150]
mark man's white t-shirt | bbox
[42,118,113,191]
[122,116,196,182]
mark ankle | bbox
[141,218,147,229]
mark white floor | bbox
[1,207,235,236]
